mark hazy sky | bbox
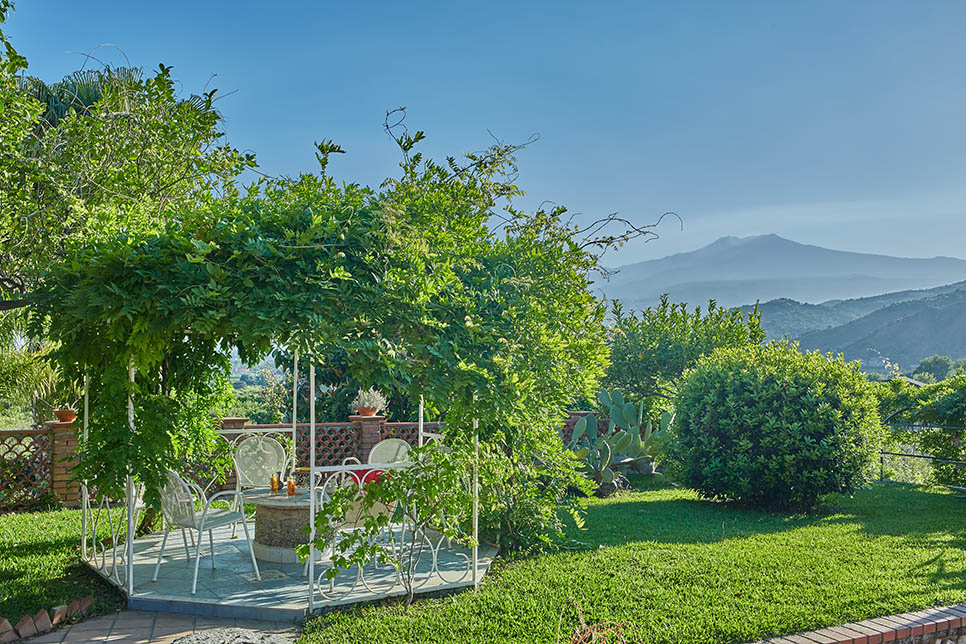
[8,1,966,264]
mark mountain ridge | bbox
[794,288,966,371]
[599,234,966,309]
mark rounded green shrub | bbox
[673,342,881,510]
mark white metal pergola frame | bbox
[79,349,480,611]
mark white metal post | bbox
[307,360,316,613]
[418,395,424,446]
[126,363,135,596]
[292,349,299,469]
[81,373,89,560]
[472,413,479,590]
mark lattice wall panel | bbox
[0,430,53,512]
[296,424,357,467]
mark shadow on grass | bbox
[576,480,966,549]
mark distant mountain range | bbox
[599,234,966,309]
[741,282,966,372]
[742,280,966,339]
[599,234,966,373]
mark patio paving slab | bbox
[87,523,495,621]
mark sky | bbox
[7,1,966,265]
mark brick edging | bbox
[756,603,966,643]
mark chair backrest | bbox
[160,470,197,529]
[233,434,287,489]
[367,438,410,465]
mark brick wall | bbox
[560,410,610,444]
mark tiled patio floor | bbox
[90,523,495,622]
[30,610,297,644]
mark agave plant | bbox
[567,388,673,495]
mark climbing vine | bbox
[33,116,659,547]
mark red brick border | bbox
[757,604,966,643]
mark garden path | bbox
[29,611,297,644]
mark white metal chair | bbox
[152,470,260,594]
[367,438,410,464]
[231,434,289,536]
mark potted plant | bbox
[52,379,83,423]
[351,387,388,417]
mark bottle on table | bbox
[286,478,296,496]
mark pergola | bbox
[32,204,489,618]
[74,353,482,616]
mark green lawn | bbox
[299,480,966,644]
[0,508,122,621]
[4,482,965,641]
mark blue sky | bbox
[8,1,966,264]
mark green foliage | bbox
[0,311,60,426]
[606,296,764,419]
[272,348,417,423]
[31,175,388,505]
[912,355,953,382]
[877,374,966,486]
[0,1,41,306]
[2,60,255,306]
[477,425,591,551]
[674,342,881,511]
[31,114,617,550]
[227,370,286,424]
[301,444,473,604]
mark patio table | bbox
[244,487,312,564]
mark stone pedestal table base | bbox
[247,490,311,564]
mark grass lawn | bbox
[299,480,966,644]
[0,508,122,621]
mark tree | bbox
[606,295,764,410]
[18,67,144,130]
[912,355,953,382]
[0,1,42,309]
[1,55,256,309]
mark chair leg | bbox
[191,528,204,595]
[231,486,240,539]
[238,518,260,581]
[209,529,215,569]
[152,526,170,582]
[180,528,191,560]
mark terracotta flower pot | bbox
[54,408,77,423]
[356,406,379,417]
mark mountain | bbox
[743,280,966,340]
[796,288,966,372]
[599,234,966,309]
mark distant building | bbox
[897,375,927,388]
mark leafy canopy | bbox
[606,295,764,404]
[1,55,255,307]
[34,113,631,545]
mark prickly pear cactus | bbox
[568,389,674,495]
